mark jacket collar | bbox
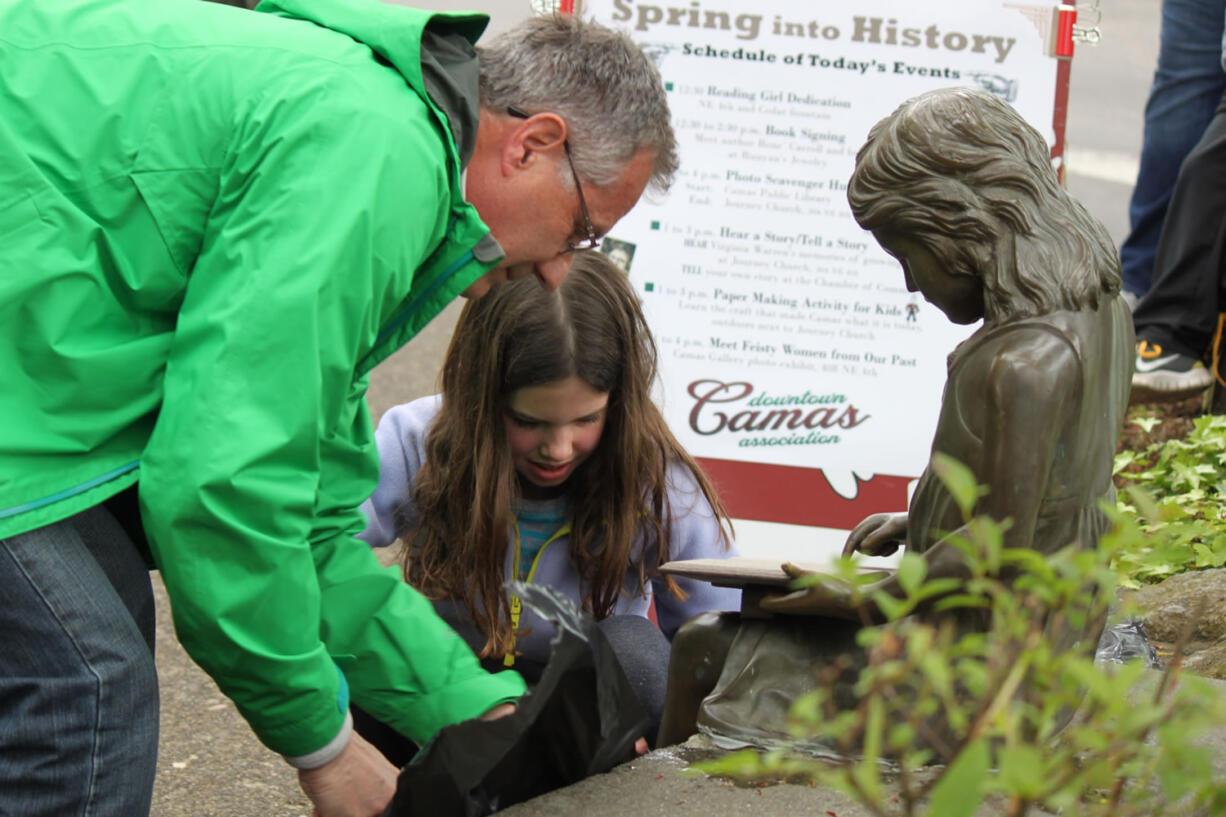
[255,0,487,168]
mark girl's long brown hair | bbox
[403,251,731,658]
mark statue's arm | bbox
[873,331,1083,590]
[842,511,909,558]
[764,331,1082,622]
[975,330,1082,553]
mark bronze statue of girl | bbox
[658,86,1135,749]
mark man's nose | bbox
[534,255,574,292]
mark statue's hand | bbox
[842,512,908,558]
[758,562,861,621]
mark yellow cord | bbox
[502,521,571,667]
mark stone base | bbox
[499,672,1226,817]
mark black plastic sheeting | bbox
[1095,618,1163,669]
[381,583,651,816]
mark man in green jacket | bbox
[0,1,676,815]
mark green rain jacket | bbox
[0,0,525,756]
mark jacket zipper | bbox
[358,242,478,374]
[0,460,140,521]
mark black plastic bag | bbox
[381,583,651,816]
[1094,618,1163,669]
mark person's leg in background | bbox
[597,614,671,745]
[0,504,159,817]
[1119,0,1226,301]
[1132,92,1226,401]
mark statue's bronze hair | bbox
[848,87,1120,323]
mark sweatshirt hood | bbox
[256,0,487,164]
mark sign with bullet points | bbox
[589,0,1074,557]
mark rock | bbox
[496,734,1033,817]
[1133,568,1226,643]
[1182,641,1226,680]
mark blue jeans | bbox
[0,505,159,817]
[1119,0,1226,297]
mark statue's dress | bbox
[696,296,1134,752]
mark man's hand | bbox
[479,702,516,721]
[842,512,908,558]
[297,732,397,817]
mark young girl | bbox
[359,251,739,740]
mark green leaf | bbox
[932,593,991,612]
[1130,415,1162,432]
[1124,484,1163,523]
[896,551,927,596]
[927,738,990,817]
[918,650,954,698]
[910,577,965,603]
[849,698,885,803]
[998,744,1045,799]
[931,452,983,519]
[1114,450,1138,473]
[691,748,768,778]
[871,591,910,622]
[887,721,918,752]
[1194,543,1218,567]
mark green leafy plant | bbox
[1114,413,1226,586]
[696,455,1226,816]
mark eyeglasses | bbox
[507,105,600,253]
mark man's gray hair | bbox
[478,14,678,194]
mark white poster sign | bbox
[585,0,1073,552]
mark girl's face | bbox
[873,231,985,324]
[504,376,610,499]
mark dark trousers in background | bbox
[1133,91,1226,357]
[1119,0,1226,297]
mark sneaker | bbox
[1131,340,1213,403]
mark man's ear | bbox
[501,112,568,173]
